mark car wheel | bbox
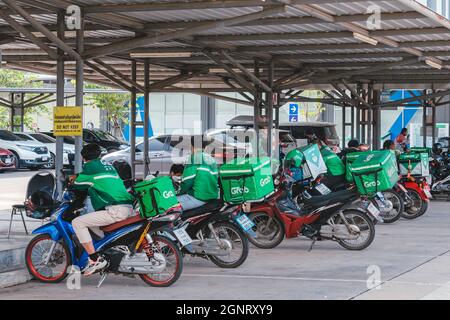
[10,151,20,170]
[43,153,55,169]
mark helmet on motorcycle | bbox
[25,191,55,219]
[432,143,443,155]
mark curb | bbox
[0,239,31,289]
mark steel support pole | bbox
[372,90,381,150]
[254,60,261,158]
[55,10,65,196]
[267,60,274,158]
[342,105,346,149]
[143,59,150,177]
[20,93,24,132]
[75,11,84,174]
[130,60,137,179]
[9,93,14,131]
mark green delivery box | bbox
[399,152,430,177]
[219,157,275,204]
[345,151,368,182]
[350,150,399,195]
[298,144,327,179]
[133,176,180,218]
[410,147,432,156]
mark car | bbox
[279,121,340,151]
[83,129,129,152]
[102,134,246,178]
[13,132,75,169]
[0,130,51,170]
[0,148,16,172]
[41,132,108,156]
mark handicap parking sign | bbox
[289,115,298,122]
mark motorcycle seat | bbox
[182,200,223,220]
[101,215,145,233]
[304,189,358,209]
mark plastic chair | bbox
[8,171,56,238]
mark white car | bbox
[13,132,75,169]
[0,130,51,170]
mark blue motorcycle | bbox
[25,189,183,287]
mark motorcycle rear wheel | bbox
[380,189,404,223]
[336,211,375,251]
[206,221,249,268]
[138,235,183,287]
[247,212,285,249]
[403,189,428,219]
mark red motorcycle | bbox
[396,176,431,219]
[246,170,376,251]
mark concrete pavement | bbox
[0,199,450,299]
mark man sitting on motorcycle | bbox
[177,136,219,211]
[71,143,135,276]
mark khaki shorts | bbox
[72,204,133,244]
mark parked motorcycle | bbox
[25,188,183,287]
[166,201,251,268]
[247,169,376,250]
[396,177,431,219]
[430,144,450,200]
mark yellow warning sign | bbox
[53,106,83,136]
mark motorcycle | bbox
[396,177,431,219]
[430,154,450,200]
[299,174,402,224]
[166,201,251,268]
[25,188,184,287]
[247,169,376,251]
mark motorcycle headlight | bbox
[17,144,35,151]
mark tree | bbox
[84,83,130,138]
[0,69,50,130]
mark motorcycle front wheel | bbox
[247,212,285,249]
[138,235,183,287]
[336,210,375,251]
[25,234,71,283]
[206,221,249,268]
[403,189,428,219]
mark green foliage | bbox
[0,69,49,130]
[84,83,131,126]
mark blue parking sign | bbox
[289,103,299,115]
[289,115,298,122]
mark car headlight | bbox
[119,144,129,150]
[17,144,35,151]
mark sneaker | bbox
[83,256,108,276]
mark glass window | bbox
[14,133,33,141]
[136,137,167,152]
[0,130,23,141]
[30,133,56,143]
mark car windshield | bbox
[42,132,75,144]
[30,133,56,143]
[93,130,121,142]
[13,133,33,141]
[0,130,24,141]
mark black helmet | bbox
[432,143,443,155]
[25,191,55,219]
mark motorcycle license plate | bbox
[367,202,380,218]
[424,189,433,199]
[315,183,332,195]
[173,228,193,247]
[236,214,255,232]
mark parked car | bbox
[83,129,129,152]
[13,132,75,169]
[41,132,108,156]
[0,130,51,170]
[279,121,340,151]
[0,148,16,172]
[102,134,246,178]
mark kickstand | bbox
[308,238,317,252]
[97,272,108,288]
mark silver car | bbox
[102,134,243,178]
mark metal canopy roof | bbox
[0,0,450,93]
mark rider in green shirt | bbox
[177,136,219,211]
